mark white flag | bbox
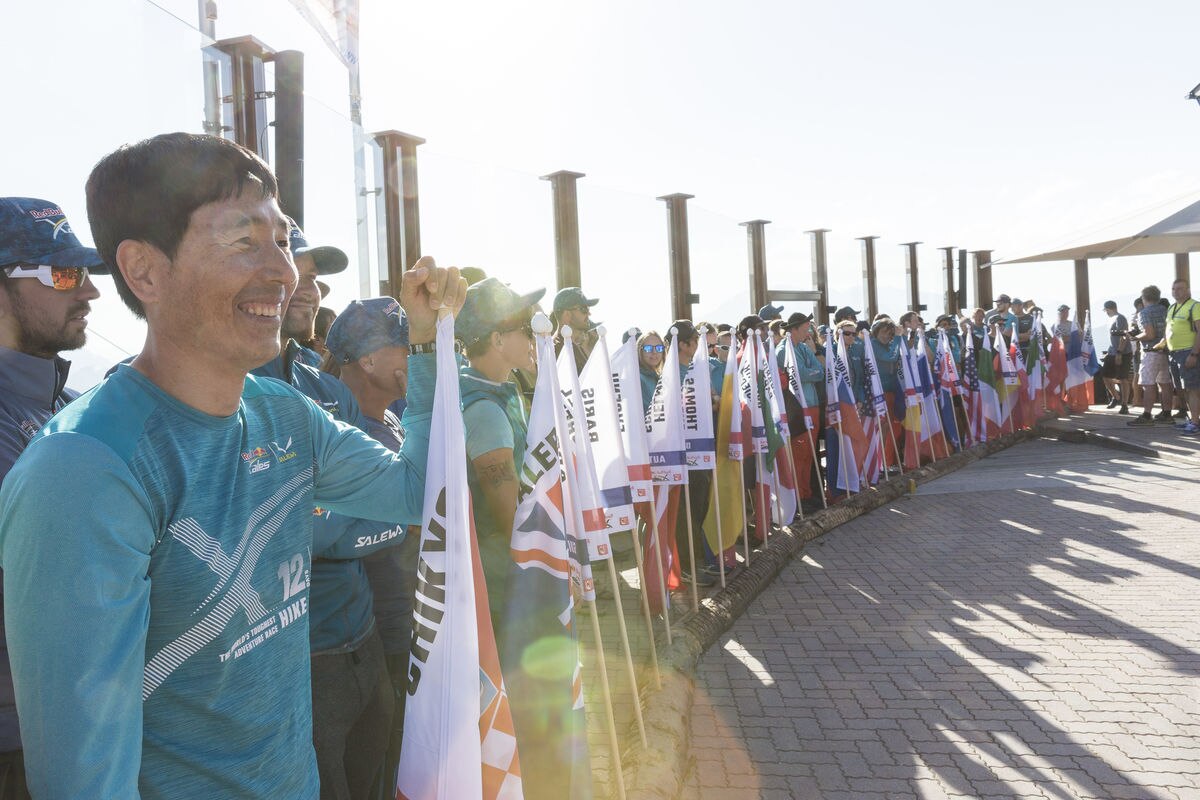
[397,313,484,800]
[646,333,687,484]
[681,332,716,470]
[557,338,613,562]
[578,332,637,533]
[610,336,654,503]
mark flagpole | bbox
[601,553,648,747]
[947,394,965,452]
[782,431,804,521]
[710,467,727,589]
[883,409,903,476]
[585,598,627,800]
[737,464,752,566]
[682,479,701,613]
[806,421,828,507]
[625,524,661,689]
[647,493,672,645]
[869,412,888,485]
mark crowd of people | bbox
[1,131,1198,800]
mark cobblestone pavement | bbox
[685,439,1200,799]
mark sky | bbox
[4,0,1200,389]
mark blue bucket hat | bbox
[287,220,348,275]
[0,197,106,271]
[552,286,599,315]
[326,297,409,363]
[457,277,546,346]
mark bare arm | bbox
[472,447,519,536]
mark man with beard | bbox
[0,197,106,800]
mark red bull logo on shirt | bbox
[241,446,271,474]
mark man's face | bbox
[997,302,1010,314]
[0,268,101,358]
[1104,306,1116,318]
[151,190,295,373]
[560,304,591,334]
[1059,308,1069,322]
[497,323,535,372]
[677,335,698,362]
[717,331,732,350]
[1172,282,1190,303]
[705,330,718,356]
[282,253,320,341]
[368,344,409,401]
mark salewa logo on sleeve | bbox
[241,446,271,474]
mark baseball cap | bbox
[287,220,348,275]
[326,297,410,363]
[994,293,1012,304]
[784,311,811,329]
[457,277,546,346]
[553,286,599,315]
[758,303,784,320]
[1103,300,1117,310]
[737,314,765,339]
[666,320,698,343]
[833,306,860,322]
[1057,304,1070,312]
[0,197,106,271]
[317,280,331,299]
[1010,297,1024,306]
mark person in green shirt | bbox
[1165,278,1200,434]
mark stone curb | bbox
[621,428,1038,800]
[1037,418,1200,465]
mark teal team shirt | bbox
[0,357,434,799]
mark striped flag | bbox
[578,332,637,534]
[558,340,613,563]
[502,328,591,800]
[398,313,521,800]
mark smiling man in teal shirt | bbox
[0,133,465,799]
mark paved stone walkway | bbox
[686,439,1200,799]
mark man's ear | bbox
[116,240,170,310]
[357,353,375,374]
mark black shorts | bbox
[1103,352,1132,379]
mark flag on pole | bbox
[702,334,745,556]
[961,329,982,444]
[503,329,590,800]
[825,331,866,493]
[682,332,717,471]
[896,336,930,468]
[558,340,613,563]
[992,327,1019,427]
[1025,314,1047,415]
[398,313,520,800]
[645,334,687,611]
[737,337,768,455]
[755,333,797,524]
[610,335,654,505]
[860,330,891,483]
[914,329,949,456]
[976,328,1004,438]
[578,332,637,534]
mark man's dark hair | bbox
[86,132,279,318]
[314,306,337,339]
[1141,285,1161,303]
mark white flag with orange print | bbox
[396,313,521,800]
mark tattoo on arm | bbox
[480,460,516,488]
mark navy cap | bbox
[1010,297,1024,306]
[994,293,1012,304]
[553,286,599,315]
[457,277,546,346]
[326,297,409,363]
[1103,300,1117,310]
[1057,303,1070,312]
[287,220,348,275]
[833,306,860,322]
[666,320,698,343]
[0,197,106,271]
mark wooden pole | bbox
[806,420,828,507]
[586,599,627,800]
[737,462,752,566]
[647,491,672,645]
[682,480,700,613]
[625,525,661,689]
[883,408,903,476]
[601,554,648,748]
[782,431,805,521]
[710,466,727,589]
[754,451,770,541]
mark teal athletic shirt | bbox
[0,355,434,799]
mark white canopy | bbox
[1000,198,1200,264]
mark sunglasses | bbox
[641,344,665,353]
[499,322,533,338]
[4,264,90,291]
